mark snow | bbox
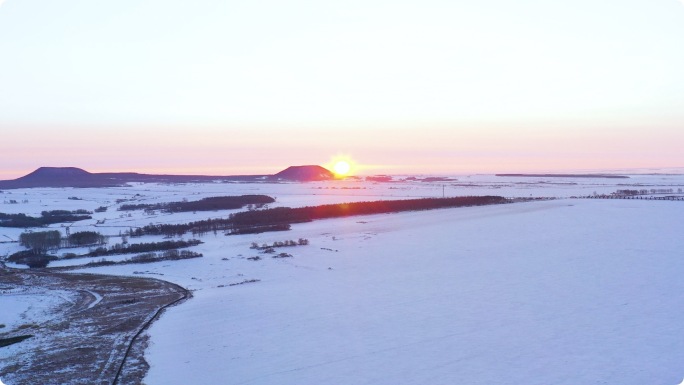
[0,289,76,359]
[3,174,684,384]
[116,199,683,385]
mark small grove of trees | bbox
[7,250,56,268]
[14,230,106,268]
[66,231,106,247]
[12,230,63,268]
[613,189,641,196]
[19,230,62,252]
[41,209,92,218]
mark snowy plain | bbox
[2,173,684,384]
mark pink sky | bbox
[2,121,682,180]
[1,1,683,179]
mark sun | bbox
[333,160,351,176]
[326,155,357,178]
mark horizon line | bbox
[2,165,684,181]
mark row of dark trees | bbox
[82,250,203,268]
[227,224,291,235]
[0,210,92,228]
[128,216,238,237]
[229,196,509,227]
[82,239,202,258]
[118,195,275,213]
[127,196,508,237]
[613,188,682,196]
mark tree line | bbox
[229,196,509,227]
[128,196,508,237]
[19,230,106,251]
[118,195,275,213]
[82,239,202,258]
[0,210,92,228]
[82,250,203,268]
[128,217,237,237]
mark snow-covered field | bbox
[2,173,684,384]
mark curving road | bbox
[0,268,190,385]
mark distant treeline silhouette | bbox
[227,224,291,235]
[0,210,92,227]
[129,196,508,237]
[128,217,238,237]
[230,196,508,226]
[119,195,275,213]
[81,250,203,268]
[81,239,203,258]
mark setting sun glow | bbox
[333,161,351,176]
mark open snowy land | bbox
[2,173,684,384]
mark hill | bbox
[1,167,119,188]
[271,165,334,181]
[0,165,334,189]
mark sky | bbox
[1,0,684,178]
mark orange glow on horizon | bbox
[1,123,683,180]
[333,161,351,176]
[325,155,360,178]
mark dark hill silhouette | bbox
[5,167,114,188]
[22,167,91,180]
[0,165,335,189]
[271,165,334,181]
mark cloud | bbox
[0,0,6,8]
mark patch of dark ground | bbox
[0,266,190,385]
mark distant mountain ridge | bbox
[0,165,335,189]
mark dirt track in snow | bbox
[0,267,189,385]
